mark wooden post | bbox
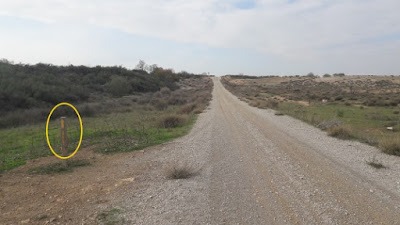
[60,117,68,166]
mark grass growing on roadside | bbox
[327,126,353,140]
[276,102,400,150]
[0,105,197,170]
[157,114,188,128]
[97,208,125,225]
[380,138,400,156]
[165,163,199,179]
[366,156,386,169]
[29,159,90,174]
[36,214,48,220]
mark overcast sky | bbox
[0,0,399,75]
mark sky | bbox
[0,0,400,76]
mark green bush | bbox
[337,110,344,117]
[106,76,131,97]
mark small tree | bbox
[135,60,146,71]
[145,64,158,73]
[333,73,345,77]
[306,72,315,77]
[323,74,331,78]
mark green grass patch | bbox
[276,102,400,153]
[0,104,198,171]
[97,208,125,225]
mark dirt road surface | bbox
[2,77,400,224]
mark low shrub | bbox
[266,99,279,108]
[248,99,259,107]
[29,159,90,174]
[0,108,48,128]
[165,163,199,179]
[193,107,204,114]
[327,126,353,139]
[335,96,343,101]
[137,96,151,105]
[337,110,344,117]
[97,208,125,225]
[157,114,188,128]
[366,156,386,169]
[168,95,187,105]
[317,120,343,130]
[79,103,101,117]
[153,91,162,98]
[160,87,171,96]
[151,98,168,110]
[180,103,197,114]
[380,139,400,156]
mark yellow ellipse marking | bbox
[46,102,83,159]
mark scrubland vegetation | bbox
[222,75,400,156]
[0,60,213,171]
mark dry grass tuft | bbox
[317,120,343,130]
[29,159,91,174]
[327,126,353,140]
[380,138,400,156]
[150,98,168,110]
[192,107,204,114]
[165,163,199,179]
[160,87,171,96]
[366,156,386,169]
[157,114,188,128]
[97,208,125,225]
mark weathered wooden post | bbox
[60,117,68,166]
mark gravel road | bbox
[111,77,400,224]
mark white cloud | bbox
[0,0,400,74]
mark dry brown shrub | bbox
[160,87,171,96]
[165,163,199,179]
[157,114,188,128]
[180,103,197,114]
[150,98,168,110]
[380,139,400,156]
[327,126,353,139]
